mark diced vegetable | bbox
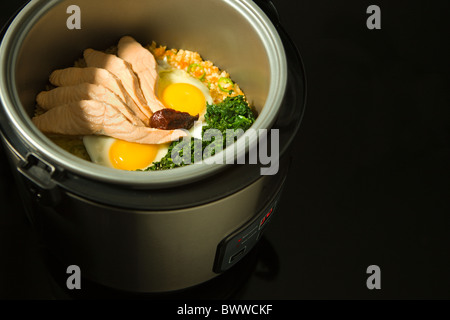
[218,77,234,93]
[188,63,206,81]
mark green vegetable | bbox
[187,63,206,81]
[142,95,255,171]
[143,138,203,171]
[202,95,255,134]
[142,141,182,171]
[218,77,234,93]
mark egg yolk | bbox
[161,82,206,116]
[109,140,159,171]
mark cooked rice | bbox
[47,135,91,161]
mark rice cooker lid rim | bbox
[0,0,287,188]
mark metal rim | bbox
[0,0,287,188]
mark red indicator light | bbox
[259,208,274,229]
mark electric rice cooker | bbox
[0,0,306,293]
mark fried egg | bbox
[83,135,170,171]
[156,64,211,140]
[156,66,213,120]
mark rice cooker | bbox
[0,0,306,293]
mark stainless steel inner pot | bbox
[0,0,287,188]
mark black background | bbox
[1,0,450,300]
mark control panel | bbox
[213,186,283,273]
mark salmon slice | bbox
[49,67,150,125]
[32,100,188,144]
[36,83,144,127]
[83,48,153,119]
[117,36,165,113]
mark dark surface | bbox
[1,0,450,300]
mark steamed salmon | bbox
[36,83,144,126]
[49,67,150,125]
[83,48,153,119]
[117,36,165,113]
[32,100,187,144]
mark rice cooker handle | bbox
[253,0,281,25]
[17,153,62,207]
[0,111,62,207]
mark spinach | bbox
[202,95,256,134]
[143,141,184,171]
[143,138,203,171]
[143,95,255,171]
